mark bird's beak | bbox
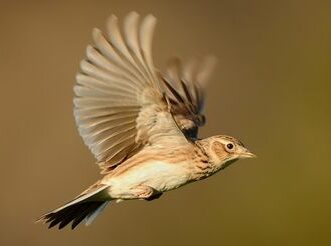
[239,147,257,159]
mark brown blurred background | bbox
[1,0,330,245]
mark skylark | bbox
[37,12,255,229]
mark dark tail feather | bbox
[38,201,109,229]
[37,183,110,229]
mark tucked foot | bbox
[134,185,159,200]
[145,192,163,201]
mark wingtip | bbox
[108,14,118,22]
[92,27,102,39]
[126,11,140,19]
[142,13,157,28]
[106,14,118,32]
[145,13,157,21]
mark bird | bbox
[37,11,256,230]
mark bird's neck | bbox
[192,139,219,179]
[194,138,233,174]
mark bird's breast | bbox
[109,161,192,193]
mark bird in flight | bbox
[37,12,255,230]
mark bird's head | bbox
[203,135,256,170]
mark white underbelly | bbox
[109,161,190,196]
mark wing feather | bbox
[139,14,158,83]
[74,12,186,172]
[161,56,216,138]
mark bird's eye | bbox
[226,143,234,150]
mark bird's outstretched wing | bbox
[74,12,187,173]
[160,56,216,139]
[74,12,215,173]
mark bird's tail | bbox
[36,183,110,229]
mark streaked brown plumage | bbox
[37,12,255,230]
